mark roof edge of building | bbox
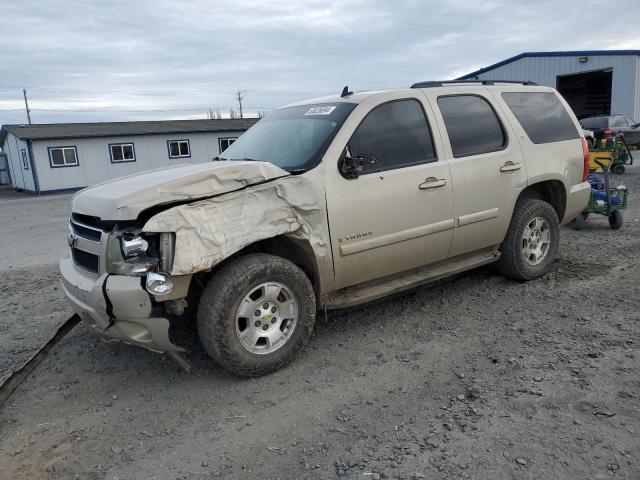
[456,49,640,80]
[0,118,259,142]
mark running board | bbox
[321,247,500,310]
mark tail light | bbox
[603,127,613,139]
[581,137,590,181]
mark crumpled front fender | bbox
[142,172,332,289]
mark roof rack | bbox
[410,79,537,88]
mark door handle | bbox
[419,177,447,190]
[500,162,522,172]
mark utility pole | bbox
[23,88,32,124]
[236,90,244,119]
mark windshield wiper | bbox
[230,157,264,162]
[286,168,306,174]
[212,156,228,161]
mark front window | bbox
[219,102,356,172]
[348,99,436,174]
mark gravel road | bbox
[1,168,639,480]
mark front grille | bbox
[69,213,110,275]
[70,218,102,242]
[71,247,100,274]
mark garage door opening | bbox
[556,69,612,120]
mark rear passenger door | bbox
[422,87,527,258]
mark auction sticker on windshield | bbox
[304,106,337,116]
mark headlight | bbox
[121,233,149,257]
[146,272,173,295]
[106,230,157,276]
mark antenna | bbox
[341,86,353,97]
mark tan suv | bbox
[61,81,591,376]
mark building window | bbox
[168,140,190,158]
[219,137,237,153]
[49,146,79,168]
[21,149,29,170]
[109,143,136,163]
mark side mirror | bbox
[339,148,363,179]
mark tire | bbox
[497,198,560,281]
[197,253,316,377]
[611,164,625,175]
[569,212,588,230]
[609,210,623,230]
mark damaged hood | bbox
[71,161,290,220]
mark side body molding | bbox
[340,219,455,256]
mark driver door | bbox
[325,96,455,290]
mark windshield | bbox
[220,102,356,172]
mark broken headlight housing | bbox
[106,230,175,296]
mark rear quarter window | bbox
[502,92,580,144]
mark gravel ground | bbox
[1,168,639,480]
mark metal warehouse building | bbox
[458,50,640,120]
[0,118,257,194]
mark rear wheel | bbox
[611,164,625,175]
[497,199,560,281]
[570,212,588,230]
[609,210,623,229]
[197,253,316,377]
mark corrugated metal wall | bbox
[471,55,639,119]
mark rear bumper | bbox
[60,255,183,352]
[562,181,591,224]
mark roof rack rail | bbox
[410,79,537,88]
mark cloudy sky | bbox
[0,0,638,125]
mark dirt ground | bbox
[1,167,639,480]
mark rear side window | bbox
[502,92,580,144]
[610,117,626,128]
[349,99,436,174]
[437,95,506,157]
[580,117,608,129]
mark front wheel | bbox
[497,199,560,281]
[197,253,316,377]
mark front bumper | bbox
[60,256,184,353]
[562,181,591,224]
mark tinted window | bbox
[438,95,506,157]
[348,99,436,174]
[580,117,608,129]
[502,92,580,144]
